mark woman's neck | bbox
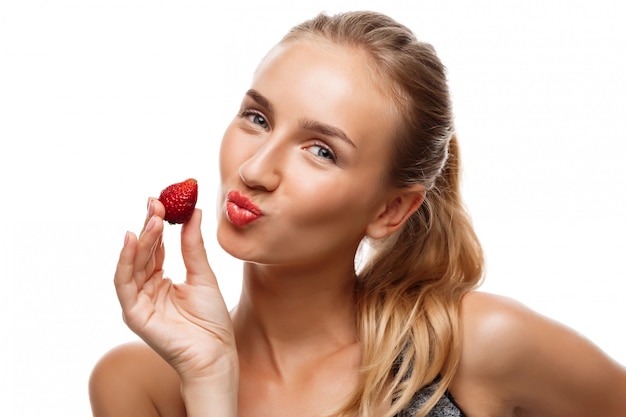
[231,260,358,377]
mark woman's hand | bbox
[113,198,238,385]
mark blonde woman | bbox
[90,11,626,417]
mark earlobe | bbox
[366,186,425,239]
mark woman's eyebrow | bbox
[245,89,274,118]
[301,119,357,149]
[246,88,356,149]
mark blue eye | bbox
[252,114,268,129]
[308,144,336,161]
[240,109,270,130]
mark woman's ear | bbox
[366,185,425,239]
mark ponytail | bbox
[350,134,483,417]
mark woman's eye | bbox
[240,110,269,130]
[308,144,336,161]
[251,114,268,129]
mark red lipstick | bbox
[226,190,263,227]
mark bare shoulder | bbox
[89,341,185,417]
[451,291,626,416]
[457,291,541,372]
[457,291,624,376]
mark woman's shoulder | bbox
[457,292,547,374]
[453,291,545,392]
[456,290,609,381]
[451,291,626,416]
[89,341,185,417]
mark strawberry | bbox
[158,178,198,224]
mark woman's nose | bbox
[238,138,283,192]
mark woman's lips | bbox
[226,190,263,227]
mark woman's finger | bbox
[133,215,164,289]
[114,231,139,312]
[180,209,217,287]
[143,199,165,273]
[154,236,165,272]
[140,198,166,236]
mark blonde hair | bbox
[283,11,484,417]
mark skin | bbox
[90,39,626,417]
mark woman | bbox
[89,11,626,417]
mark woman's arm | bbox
[455,292,626,416]
[180,357,239,417]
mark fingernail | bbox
[147,198,154,217]
[145,216,156,232]
[123,231,130,247]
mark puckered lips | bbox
[225,190,263,227]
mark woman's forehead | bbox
[250,40,401,145]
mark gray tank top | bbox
[395,382,465,417]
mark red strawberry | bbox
[158,178,198,224]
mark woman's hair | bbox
[282,11,484,417]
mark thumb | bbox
[180,208,216,287]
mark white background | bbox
[1,1,625,415]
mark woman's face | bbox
[217,39,401,268]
